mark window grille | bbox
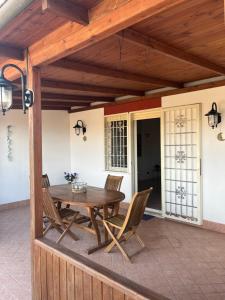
[105,114,128,172]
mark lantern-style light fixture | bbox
[0,63,34,115]
[73,120,86,136]
[205,102,221,129]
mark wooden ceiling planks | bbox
[51,58,181,87]
[132,0,225,66]
[1,0,225,111]
[67,34,215,84]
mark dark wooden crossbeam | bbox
[13,91,115,102]
[13,99,89,107]
[41,79,144,96]
[42,0,89,25]
[52,59,181,88]
[0,44,24,60]
[118,29,225,75]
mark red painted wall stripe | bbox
[104,97,161,115]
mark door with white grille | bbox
[162,104,202,225]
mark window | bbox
[105,114,128,172]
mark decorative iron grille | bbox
[105,114,128,172]
[163,105,201,224]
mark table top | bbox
[49,184,125,208]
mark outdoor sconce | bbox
[205,102,221,129]
[73,120,86,136]
[0,63,34,115]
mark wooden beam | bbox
[0,44,24,61]
[29,0,187,66]
[42,0,89,26]
[69,77,225,113]
[41,79,145,96]
[118,29,225,75]
[13,104,71,111]
[52,59,181,88]
[13,99,90,107]
[28,66,43,241]
[13,91,115,102]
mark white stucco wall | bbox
[2,86,225,225]
[0,110,70,204]
[70,86,225,225]
[162,86,225,225]
[69,108,132,202]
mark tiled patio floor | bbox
[1,205,225,299]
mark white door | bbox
[162,104,202,225]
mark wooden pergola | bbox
[1,0,225,298]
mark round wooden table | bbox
[49,184,125,254]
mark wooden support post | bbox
[28,65,43,240]
[28,63,42,299]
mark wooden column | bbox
[28,65,43,240]
[28,63,43,300]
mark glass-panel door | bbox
[162,104,202,225]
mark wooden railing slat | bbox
[75,268,84,300]
[53,255,60,300]
[34,244,42,300]
[59,258,67,299]
[83,273,93,300]
[93,277,103,300]
[46,252,54,300]
[40,248,47,300]
[67,262,75,300]
[113,289,125,300]
[103,283,113,300]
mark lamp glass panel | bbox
[75,127,80,135]
[208,115,217,128]
[0,85,13,111]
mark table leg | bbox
[87,206,113,255]
[103,205,109,241]
[88,207,101,246]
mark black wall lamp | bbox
[205,102,221,129]
[0,63,34,115]
[73,120,86,136]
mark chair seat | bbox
[104,214,126,228]
[59,208,79,219]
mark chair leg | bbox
[104,222,130,262]
[43,223,53,236]
[56,214,79,244]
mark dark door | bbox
[137,118,161,210]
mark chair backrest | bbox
[104,175,123,191]
[123,188,153,232]
[42,174,50,188]
[42,188,61,225]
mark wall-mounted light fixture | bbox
[0,64,34,115]
[73,120,86,136]
[205,102,221,129]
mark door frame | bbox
[130,108,163,216]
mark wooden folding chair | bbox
[42,188,79,244]
[103,188,153,262]
[93,175,123,221]
[42,174,50,188]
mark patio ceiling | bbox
[0,0,225,111]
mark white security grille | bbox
[162,104,202,224]
[105,114,128,172]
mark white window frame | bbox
[104,113,129,172]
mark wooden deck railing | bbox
[33,238,169,300]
